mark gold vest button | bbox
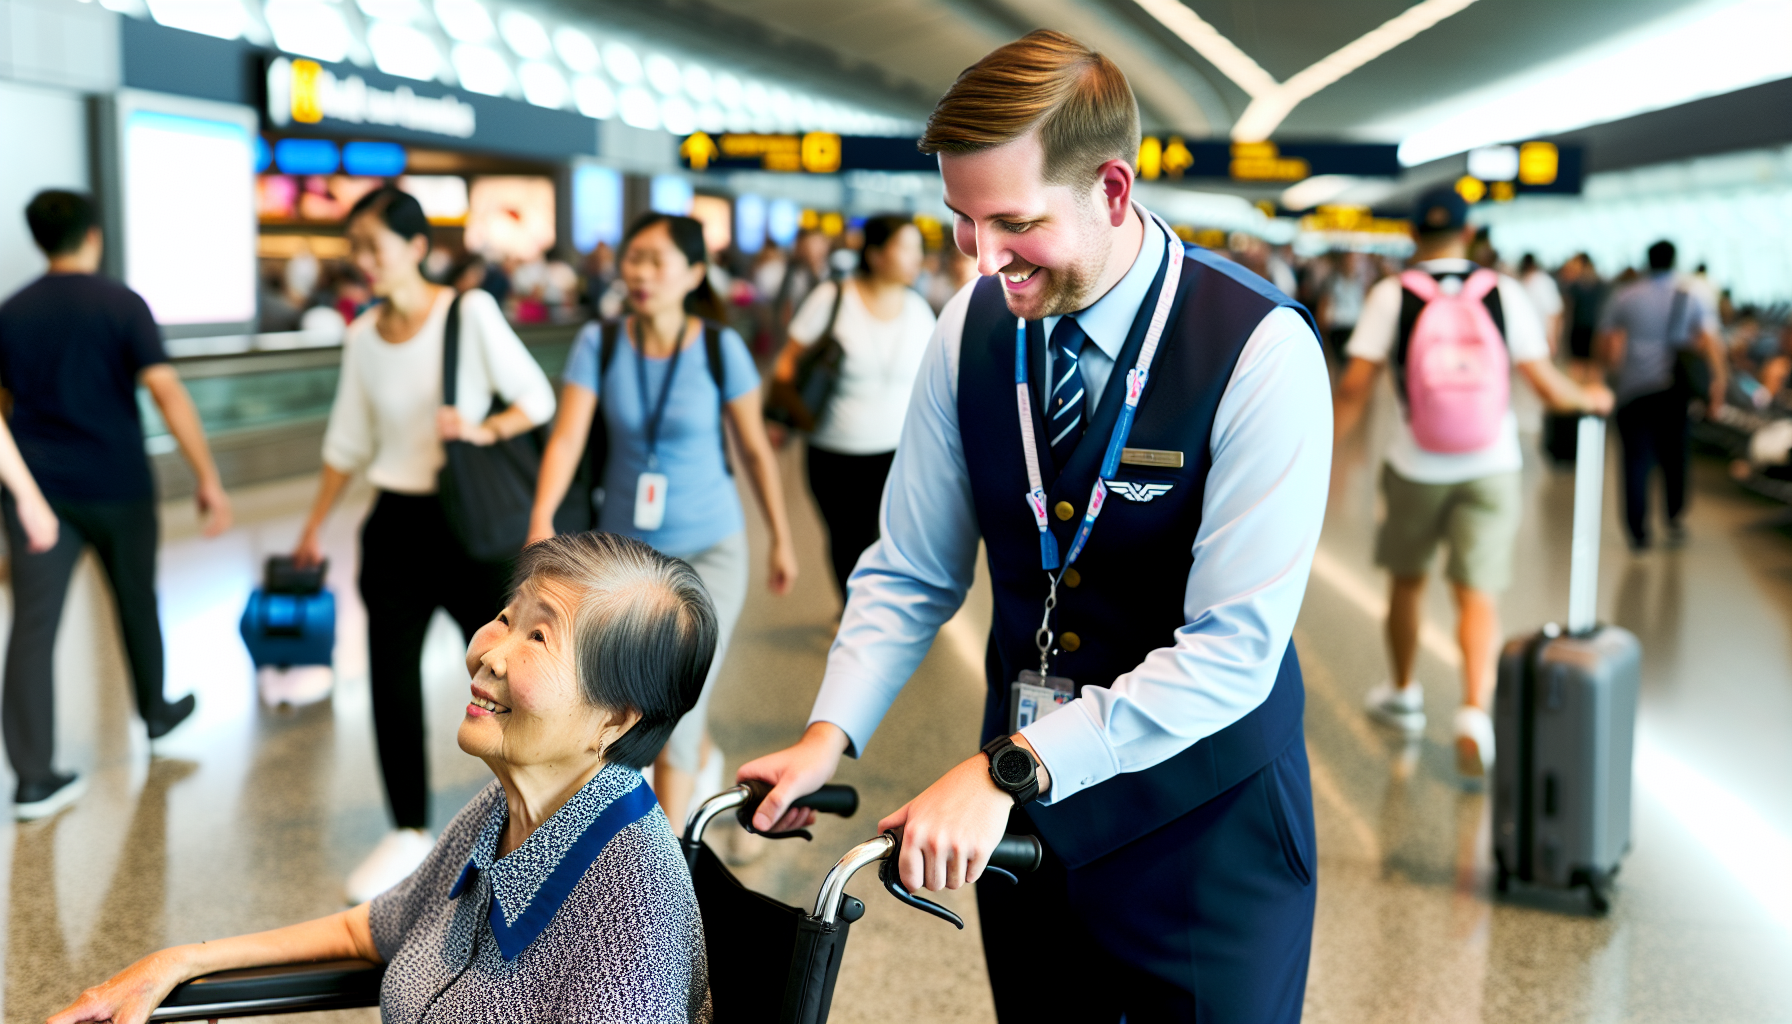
[1054,501,1076,521]
[1063,568,1081,588]
[1060,632,1081,652]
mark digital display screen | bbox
[571,164,622,252]
[465,176,556,260]
[123,110,257,327]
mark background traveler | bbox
[1518,253,1564,354]
[0,189,233,822]
[1560,253,1607,384]
[292,186,557,903]
[1597,239,1728,551]
[48,532,715,1024]
[774,228,832,347]
[741,31,1330,1020]
[776,214,935,602]
[1333,187,1612,781]
[529,211,797,831]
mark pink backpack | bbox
[1396,268,1510,453]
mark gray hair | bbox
[511,533,718,768]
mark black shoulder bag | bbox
[437,293,543,562]
[769,277,847,432]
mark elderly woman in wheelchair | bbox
[50,533,717,1024]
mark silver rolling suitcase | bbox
[1492,416,1640,913]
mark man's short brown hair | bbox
[919,30,1140,188]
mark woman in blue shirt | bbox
[531,212,796,828]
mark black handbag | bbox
[770,278,846,432]
[437,293,542,562]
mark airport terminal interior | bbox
[1,0,1791,1020]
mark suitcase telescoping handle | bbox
[1567,415,1606,636]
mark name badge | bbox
[633,472,669,531]
[1009,670,1074,732]
[1120,447,1184,468]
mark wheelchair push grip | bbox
[736,779,858,839]
[987,833,1043,874]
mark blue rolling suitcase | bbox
[1493,417,1640,913]
[241,557,336,706]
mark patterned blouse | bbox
[369,763,711,1022]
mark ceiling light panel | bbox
[434,0,493,44]
[712,71,742,110]
[554,26,599,74]
[265,0,352,62]
[603,41,642,84]
[497,10,550,60]
[683,65,714,105]
[452,42,512,95]
[645,53,683,95]
[357,0,426,23]
[367,20,442,80]
[573,76,616,119]
[146,0,247,41]
[518,61,568,108]
[618,85,660,130]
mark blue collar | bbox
[1043,210,1166,362]
[448,766,658,961]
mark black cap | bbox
[1414,186,1469,233]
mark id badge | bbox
[1009,670,1074,732]
[633,472,669,531]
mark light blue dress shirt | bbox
[808,208,1333,805]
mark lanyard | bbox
[633,317,686,470]
[1013,208,1185,668]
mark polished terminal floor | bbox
[3,383,1791,1023]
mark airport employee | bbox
[740,30,1330,1022]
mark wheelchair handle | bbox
[813,828,1043,927]
[680,781,859,849]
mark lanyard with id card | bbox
[633,320,685,532]
[1006,207,1185,734]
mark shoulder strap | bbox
[704,323,734,476]
[826,277,847,338]
[441,293,465,405]
[600,319,622,378]
[1668,289,1689,344]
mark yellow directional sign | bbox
[680,131,720,171]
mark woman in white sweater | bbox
[777,214,934,600]
[292,187,556,904]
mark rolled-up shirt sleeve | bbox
[1021,306,1331,803]
[808,283,982,756]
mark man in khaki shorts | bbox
[1333,187,1611,780]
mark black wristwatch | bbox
[982,735,1041,806]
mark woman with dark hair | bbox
[776,214,933,600]
[50,533,716,1024]
[292,186,557,903]
[529,212,796,829]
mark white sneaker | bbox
[1455,705,1496,781]
[346,828,435,904]
[1365,681,1426,735]
[694,745,725,805]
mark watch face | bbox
[995,748,1033,787]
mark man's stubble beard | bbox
[1002,198,1114,321]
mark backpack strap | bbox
[704,323,735,476]
[585,319,624,505]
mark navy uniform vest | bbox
[958,243,1319,869]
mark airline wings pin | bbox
[1107,481,1174,503]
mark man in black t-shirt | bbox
[0,190,233,821]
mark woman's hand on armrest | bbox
[47,904,379,1024]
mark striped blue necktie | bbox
[1048,316,1088,471]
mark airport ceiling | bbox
[558,0,1711,139]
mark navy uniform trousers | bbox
[976,739,1315,1022]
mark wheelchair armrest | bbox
[149,959,385,1021]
